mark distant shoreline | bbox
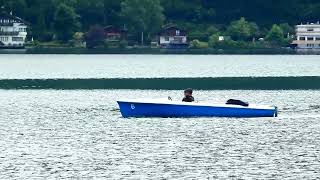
[0,47,300,55]
[0,46,318,55]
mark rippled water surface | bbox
[0,90,319,179]
[0,55,320,79]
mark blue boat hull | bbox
[117,101,277,118]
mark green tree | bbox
[249,22,260,38]
[265,24,284,44]
[207,26,219,35]
[161,0,213,22]
[32,12,48,40]
[1,0,27,17]
[7,0,320,46]
[24,0,57,40]
[76,0,104,29]
[208,33,249,49]
[279,23,294,37]
[53,3,80,41]
[104,0,122,25]
[189,25,220,42]
[208,33,220,48]
[227,17,257,41]
[121,0,165,45]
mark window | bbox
[165,36,169,41]
[316,37,320,41]
[299,37,305,41]
[12,37,23,42]
[18,28,27,32]
[173,36,183,43]
[0,37,9,42]
[307,44,315,47]
[176,30,180,36]
[307,37,314,41]
[307,28,314,32]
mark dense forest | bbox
[1,0,320,47]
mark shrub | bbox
[190,39,209,49]
[119,40,128,49]
[208,33,220,48]
[85,26,105,49]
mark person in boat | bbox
[182,88,195,102]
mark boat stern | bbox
[274,106,278,117]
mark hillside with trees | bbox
[1,0,320,48]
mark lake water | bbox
[0,55,320,179]
[0,90,320,179]
[0,55,319,79]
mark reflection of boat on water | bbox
[117,99,278,118]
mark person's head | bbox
[184,88,193,96]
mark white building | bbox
[158,25,188,49]
[0,12,28,48]
[292,23,320,49]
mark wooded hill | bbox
[1,0,319,46]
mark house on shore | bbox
[104,25,127,42]
[158,25,188,48]
[292,22,320,50]
[0,11,28,49]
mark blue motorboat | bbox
[117,99,278,118]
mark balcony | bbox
[292,40,320,45]
[169,37,187,45]
[0,22,14,26]
[0,31,20,36]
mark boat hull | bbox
[117,100,277,118]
